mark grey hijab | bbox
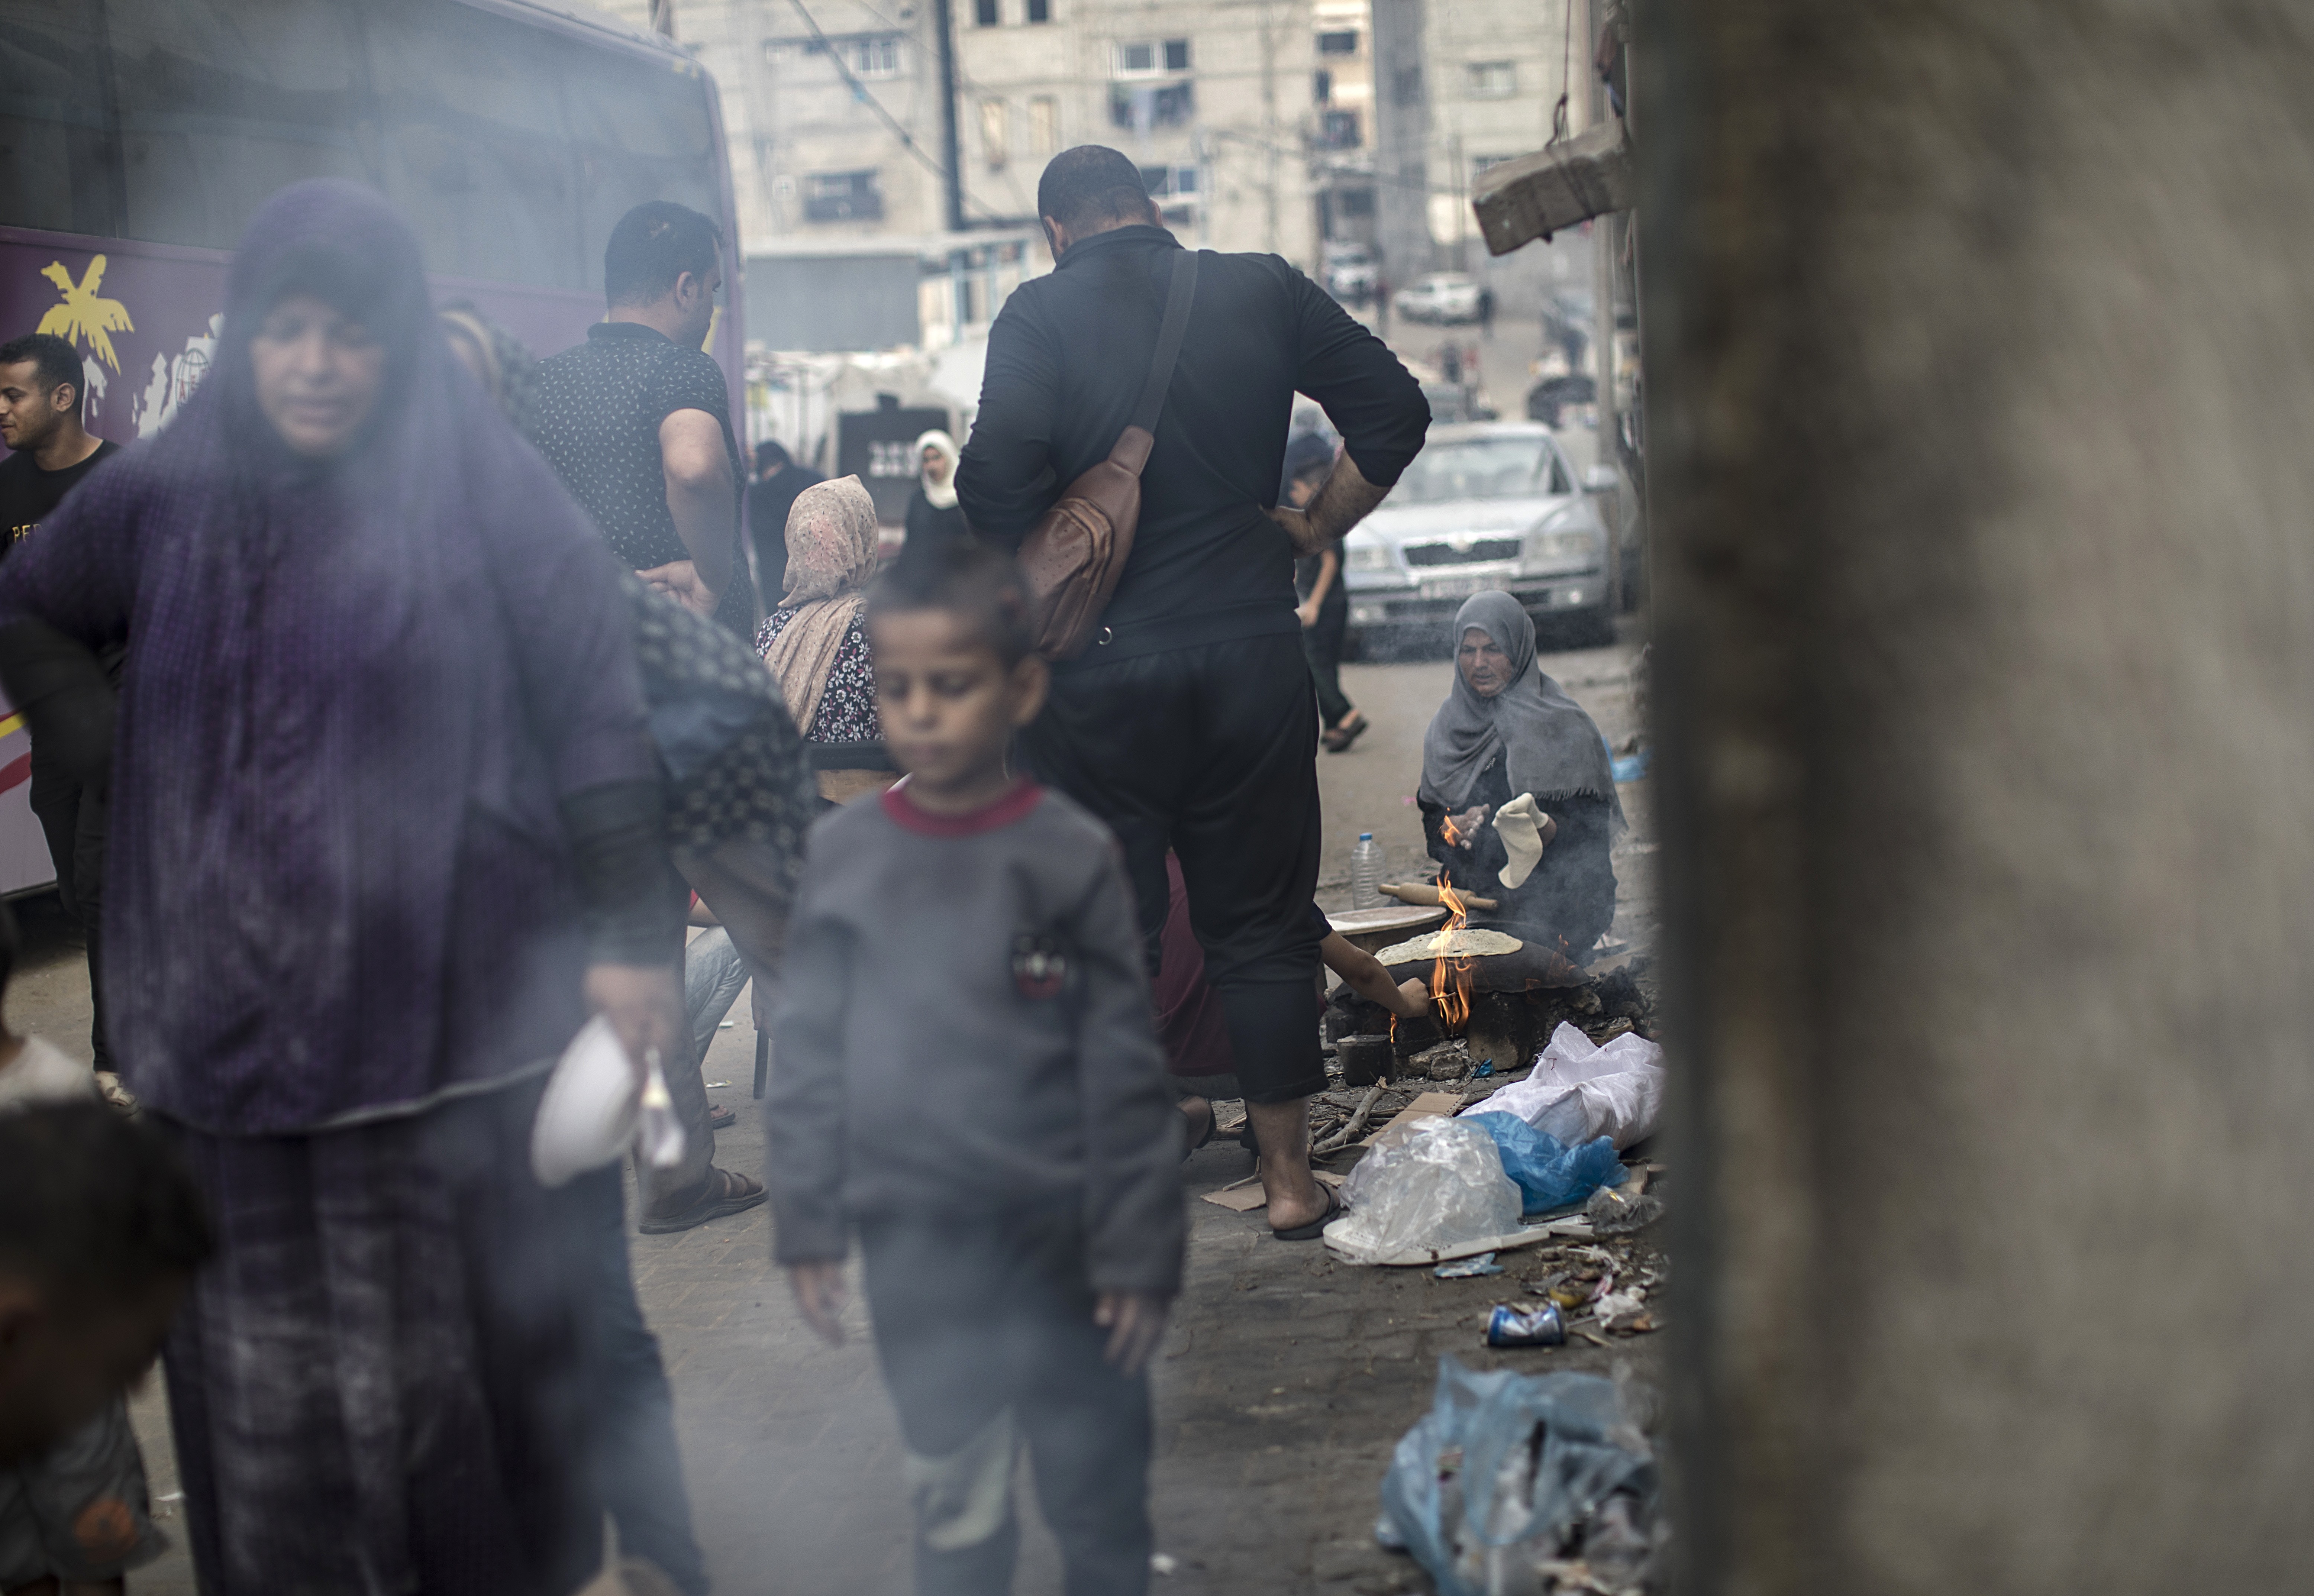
[1419,591,1623,826]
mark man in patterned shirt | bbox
[527,202,758,637]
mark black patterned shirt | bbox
[527,322,757,637]
[756,606,880,745]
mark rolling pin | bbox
[1378,882,1501,911]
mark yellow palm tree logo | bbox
[37,257,135,372]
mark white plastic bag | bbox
[1324,1118,1522,1265]
[1464,1022,1664,1150]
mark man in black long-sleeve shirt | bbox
[958,145,1428,1237]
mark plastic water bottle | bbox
[1350,833,1384,910]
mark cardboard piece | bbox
[1359,1090,1465,1146]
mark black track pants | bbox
[1022,630,1326,1104]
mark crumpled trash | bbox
[1434,1252,1503,1279]
[1325,1118,1521,1265]
[1379,1357,1665,1596]
[1465,1023,1664,1150]
[1463,1112,1624,1215]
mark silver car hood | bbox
[1348,495,1563,548]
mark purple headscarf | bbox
[0,180,656,1134]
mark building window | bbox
[1317,29,1359,55]
[1026,0,1049,20]
[1140,163,1200,226]
[1321,109,1361,149]
[974,0,999,25]
[1108,81,1194,129]
[1336,186,1375,218]
[1466,60,1516,97]
[1029,94,1059,154]
[1114,38,1190,77]
[980,97,1007,171]
[840,35,901,77]
[804,169,882,222]
[1314,68,1332,104]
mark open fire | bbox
[1431,869,1474,1032]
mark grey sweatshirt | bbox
[767,780,1185,1295]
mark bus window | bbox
[364,0,585,291]
[561,49,721,292]
[104,0,375,252]
[0,1,120,238]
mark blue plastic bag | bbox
[1378,1357,1660,1596]
[1462,1111,1624,1215]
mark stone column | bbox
[1636,3,2314,1590]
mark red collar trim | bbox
[881,776,1043,837]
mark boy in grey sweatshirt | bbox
[768,540,1183,1596]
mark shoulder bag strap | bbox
[1127,250,1200,439]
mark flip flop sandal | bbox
[1323,713,1371,753]
[708,1105,738,1131]
[638,1169,767,1234]
[1270,1182,1345,1241]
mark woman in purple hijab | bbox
[0,181,684,1593]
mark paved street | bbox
[30,606,1658,1596]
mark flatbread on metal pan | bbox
[1374,927,1524,965]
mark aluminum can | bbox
[1485,1302,1566,1347]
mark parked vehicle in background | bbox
[1323,240,1378,304]
[1341,422,1617,654]
[0,0,739,894]
[1395,272,1485,324]
[1526,372,1597,429]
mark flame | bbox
[1430,868,1474,1033]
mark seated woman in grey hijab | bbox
[1417,591,1622,961]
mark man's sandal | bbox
[638,1167,767,1234]
[1270,1182,1344,1241]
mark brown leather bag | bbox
[1017,250,1200,660]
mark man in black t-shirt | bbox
[0,332,122,1075]
[527,203,758,638]
[0,333,117,550]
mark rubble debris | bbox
[1379,1358,1665,1596]
[1484,1302,1566,1347]
[1313,1084,1387,1154]
[1583,1186,1664,1236]
[1435,1252,1504,1279]
[1409,1038,1474,1081]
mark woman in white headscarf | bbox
[1418,591,1623,961]
[903,428,970,549]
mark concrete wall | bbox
[1639,2,2314,1590]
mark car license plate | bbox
[1420,574,1491,601]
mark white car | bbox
[1341,423,1617,651]
[1394,272,1485,324]
[1324,242,1377,303]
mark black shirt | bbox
[904,489,969,552]
[958,225,1427,659]
[745,463,824,601]
[0,439,119,555]
[526,322,757,637]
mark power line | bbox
[782,0,1010,226]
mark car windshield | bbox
[1392,436,1560,504]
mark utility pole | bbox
[1587,0,1617,483]
[932,0,964,232]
